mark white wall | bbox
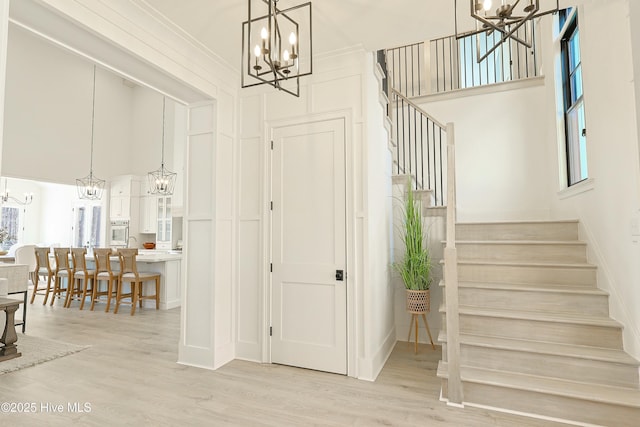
[415,82,552,222]
[540,0,640,360]
[236,48,395,380]
[363,56,396,379]
[131,87,177,176]
[2,25,133,184]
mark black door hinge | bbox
[270,201,273,210]
[271,140,274,150]
[270,263,273,272]
[269,326,273,336]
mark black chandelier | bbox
[241,0,312,97]
[456,0,559,62]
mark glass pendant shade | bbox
[147,97,176,196]
[76,65,105,200]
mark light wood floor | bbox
[0,302,568,426]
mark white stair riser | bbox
[456,243,587,263]
[456,222,579,241]
[458,288,609,316]
[440,379,640,427]
[457,263,597,286]
[445,344,640,388]
[453,314,623,349]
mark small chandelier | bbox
[458,0,559,62]
[76,65,106,200]
[1,178,33,206]
[241,0,313,97]
[147,97,176,196]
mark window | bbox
[0,206,21,249]
[560,9,588,186]
[457,21,537,90]
[459,30,510,88]
[73,203,102,248]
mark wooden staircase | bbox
[437,220,640,426]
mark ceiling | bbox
[140,0,459,70]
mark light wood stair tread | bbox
[437,362,640,408]
[456,219,580,226]
[454,259,596,269]
[445,304,622,327]
[438,331,639,365]
[455,281,607,295]
[449,240,587,246]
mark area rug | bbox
[0,334,89,375]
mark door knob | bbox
[335,270,344,281]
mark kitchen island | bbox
[87,250,182,310]
[136,251,182,310]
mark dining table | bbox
[0,297,22,362]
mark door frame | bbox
[262,109,356,377]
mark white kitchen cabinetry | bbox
[139,195,158,234]
[156,196,172,249]
[110,196,130,219]
[109,175,139,220]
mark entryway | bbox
[270,118,347,375]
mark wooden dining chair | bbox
[91,248,118,312]
[115,248,160,316]
[31,247,54,305]
[71,248,96,310]
[51,247,73,307]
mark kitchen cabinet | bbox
[156,196,172,249]
[139,195,158,234]
[109,175,139,221]
[110,196,131,220]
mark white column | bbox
[0,0,10,173]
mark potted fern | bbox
[394,185,432,313]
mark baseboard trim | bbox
[357,327,396,381]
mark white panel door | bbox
[271,118,347,375]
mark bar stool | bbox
[115,248,160,316]
[50,248,72,307]
[71,248,96,310]
[91,248,118,312]
[31,247,54,305]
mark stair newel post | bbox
[444,122,464,406]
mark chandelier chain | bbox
[90,65,96,175]
[161,96,166,168]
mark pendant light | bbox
[147,97,176,195]
[241,0,313,97]
[76,65,105,200]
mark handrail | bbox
[389,88,446,129]
[388,88,447,204]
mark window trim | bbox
[559,10,587,187]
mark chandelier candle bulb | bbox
[289,32,297,58]
[261,27,269,53]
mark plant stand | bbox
[406,289,435,353]
[407,313,435,353]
